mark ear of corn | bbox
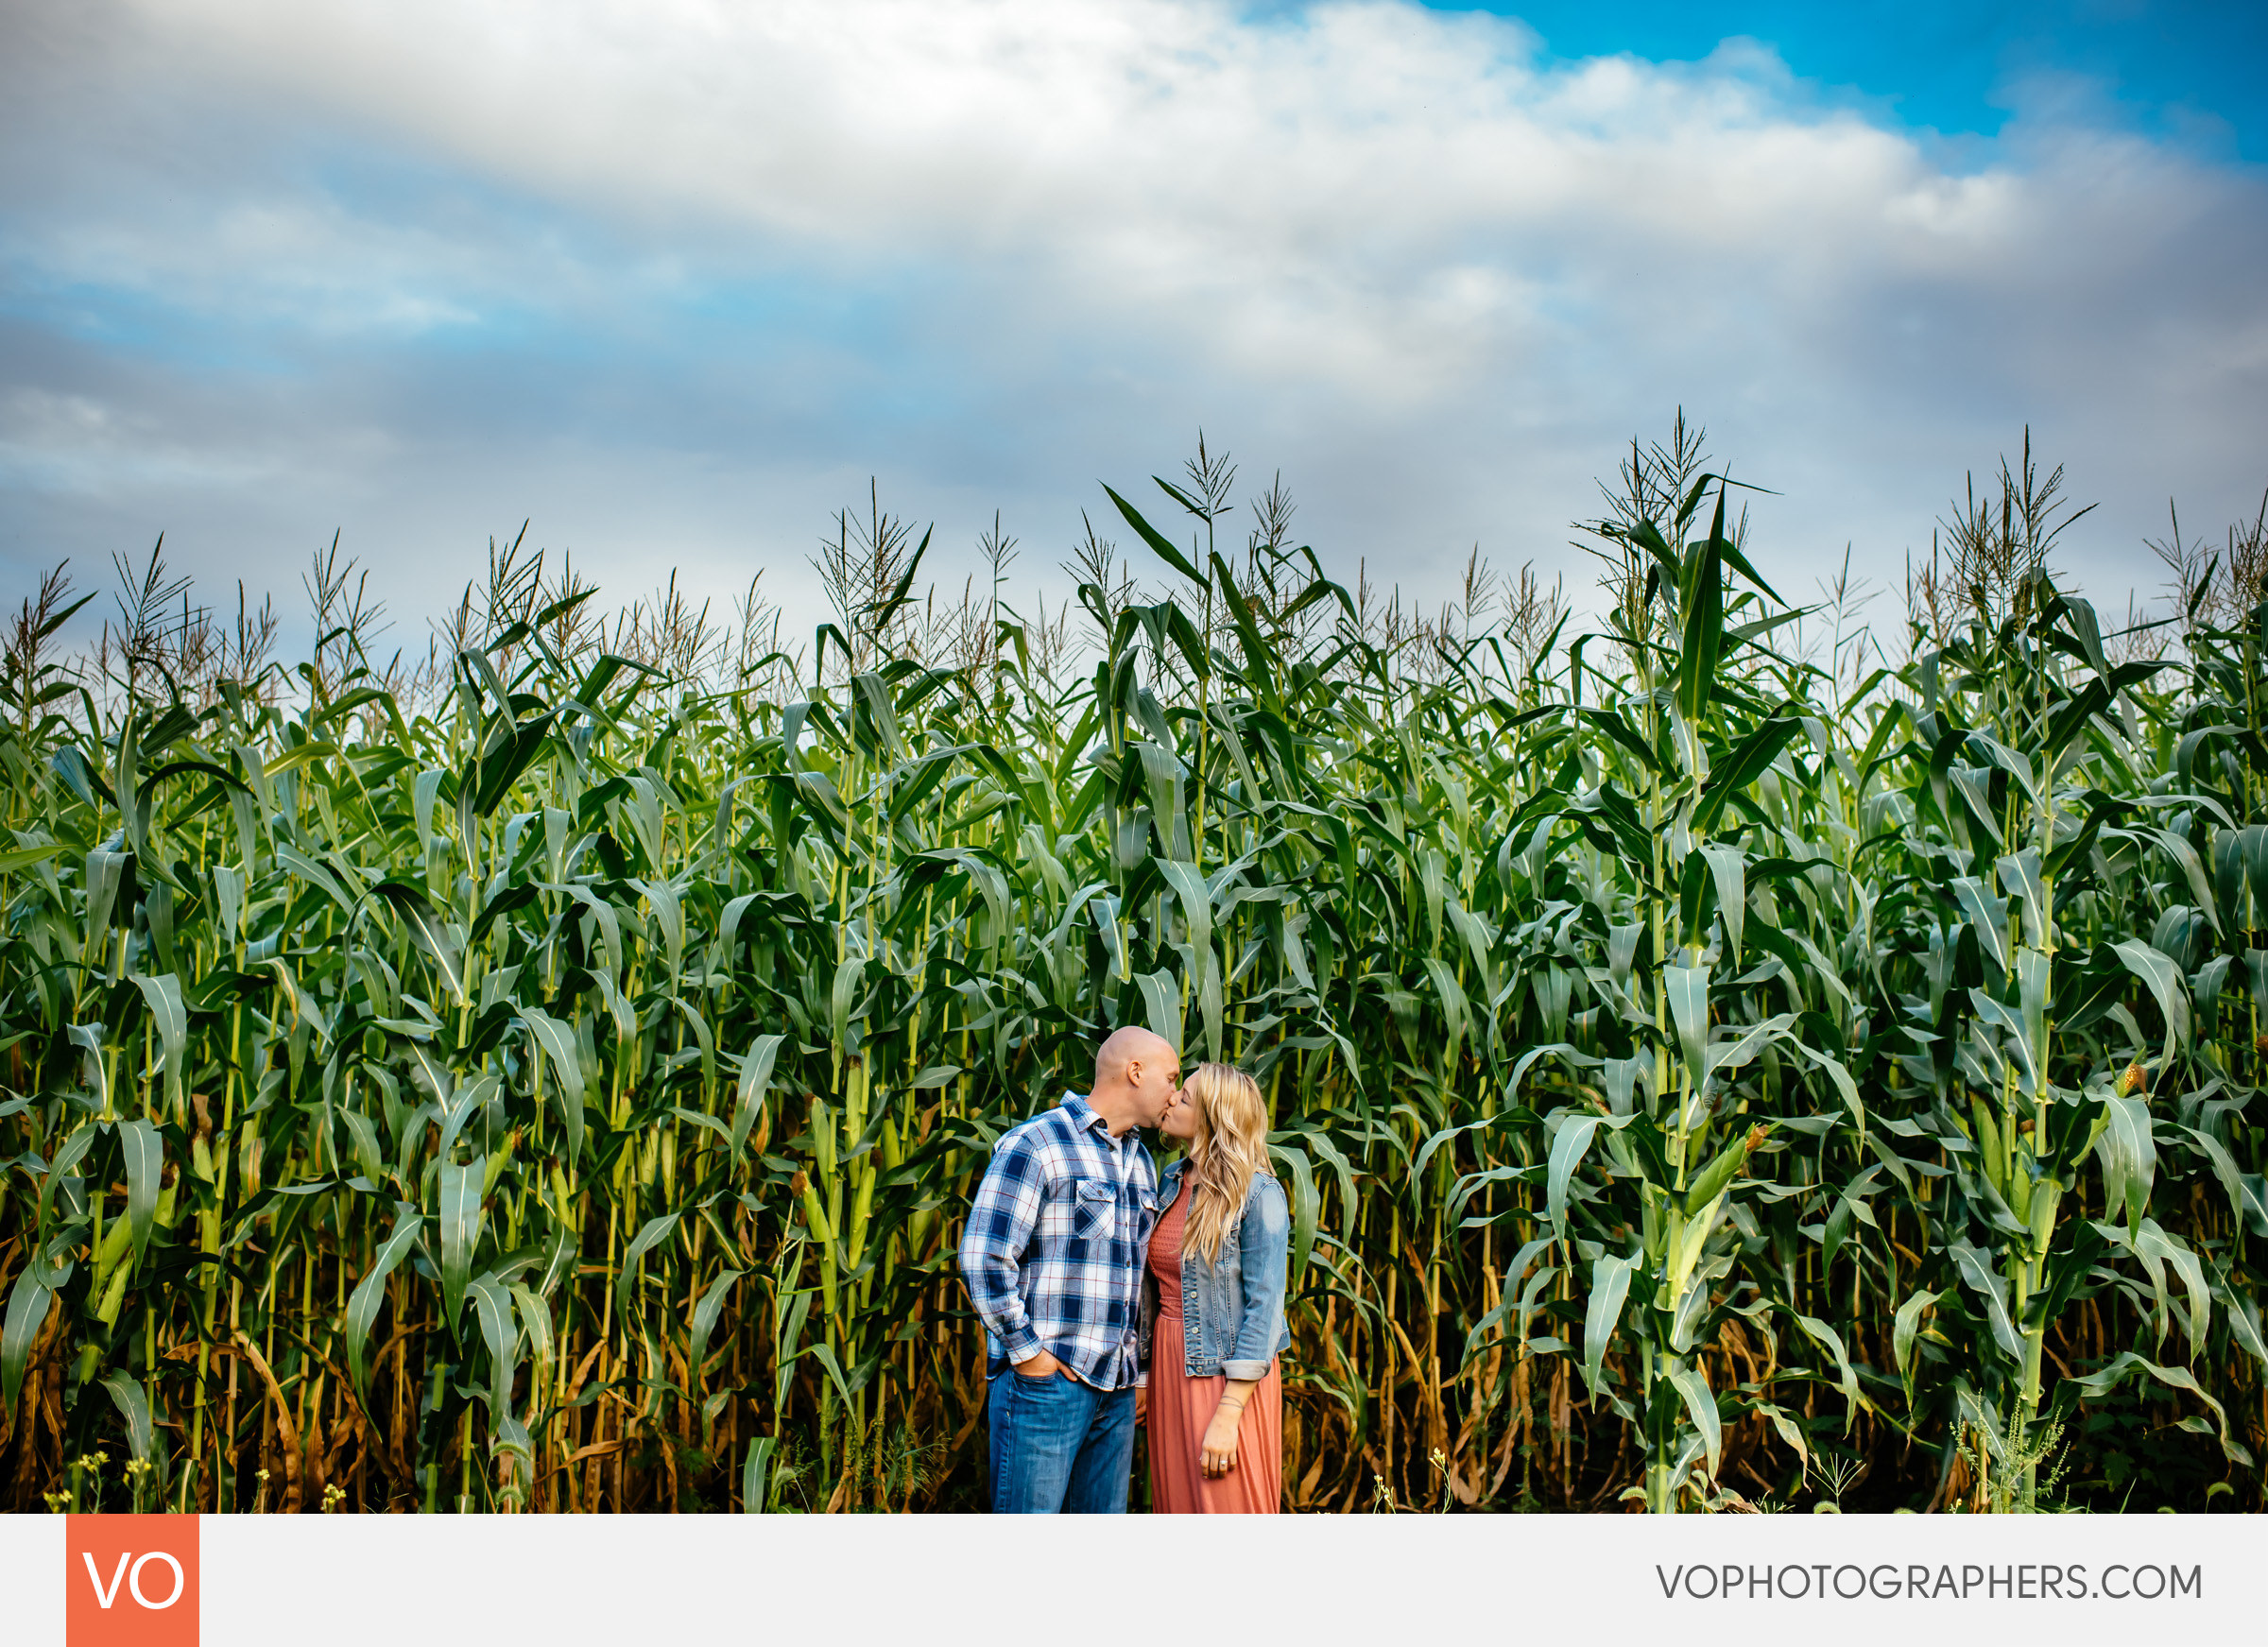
[2,435,2263,1513]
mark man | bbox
[959,1026,1181,1513]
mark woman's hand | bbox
[1200,1406,1241,1478]
[1200,1380,1256,1478]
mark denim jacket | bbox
[1138,1158,1293,1381]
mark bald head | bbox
[1097,1026,1173,1088]
[1089,1027,1182,1136]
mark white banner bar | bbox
[4,1512,2258,1645]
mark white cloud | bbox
[4,0,2263,641]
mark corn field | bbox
[3,429,2265,1515]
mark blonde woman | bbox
[1140,1062,1290,1513]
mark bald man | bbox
[958,1027,1181,1513]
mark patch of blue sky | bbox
[1412,0,2267,160]
[0,271,542,386]
[3,219,911,408]
[416,274,1005,467]
[0,271,292,375]
[662,264,936,365]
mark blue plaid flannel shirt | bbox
[958,1093,1160,1390]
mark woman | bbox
[1141,1062,1291,1513]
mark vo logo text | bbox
[65,1516,198,1647]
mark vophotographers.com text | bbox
[1657,1563,2202,1602]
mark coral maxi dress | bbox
[1145,1181,1283,1513]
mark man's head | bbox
[1088,1026,1182,1134]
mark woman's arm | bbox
[1222,1176,1290,1381]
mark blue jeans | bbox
[987,1367,1137,1513]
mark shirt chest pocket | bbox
[1072,1178,1117,1241]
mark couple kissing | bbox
[958,1028,1292,1514]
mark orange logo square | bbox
[65,1515,198,1647]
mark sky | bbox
[3,0,2265,663]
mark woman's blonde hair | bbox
[1177,1062,1270,1265]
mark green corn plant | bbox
[1448,466,1868,1512]
[1866,454,2266,1508]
